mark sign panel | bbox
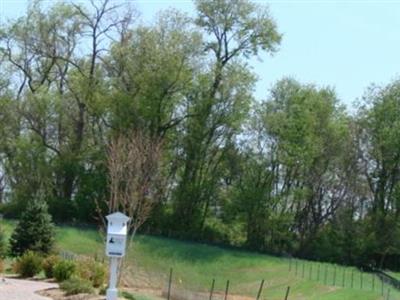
[106,234,126,257]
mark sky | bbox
[1,0,400,110]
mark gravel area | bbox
[0,277,58,300]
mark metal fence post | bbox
[224,280,230,300]
[256,279,264,300]
[209,279,215,300]
[284,286,290,300]
[167,268,173,300]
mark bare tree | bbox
[104,130,164,238]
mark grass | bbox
[1,219,399,300]
[387,271,400,281]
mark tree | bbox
[0,0,132,221]
[259,78,351,256]
[104,130,164,237]
[10,193,55,256]
[356,80,400,268]
[171,0,281,237]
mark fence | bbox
[163,268,291,300]
[60,249,399,300]
[288,258,399,300]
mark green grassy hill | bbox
[1,220,399,300]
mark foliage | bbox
[13,251,43,277]
[77,257,107,288]
[356,81,400,268]
[60,276,94,295]
[0,0,400,274]
[171,0,281,236]
[0,226,7,258]
[53,260,76,282]
[9,196,55,256]
[42,255,61,278]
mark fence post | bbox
[284,286,290,300]
[386,288,391,300]
[309,263,312,280]
[209,279,215,300]
[372,273,375,291]
[167,268,173,300]
[324,265,328,285]
[333,266,336,286]
[351,269,354,288]
[289,258,292,271]
[317,264,320,281]
[256,279,265,300]
[360,272,363,290]
[295,260,298,275]
[381,277,384,296]
[302,262,305,278]
[342,268,345,287]
[224,280,230,300]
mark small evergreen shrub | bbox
[42,255,60,278]
[53,260,76,282]
[14,251,43,277]
[77,257,107,288]
[60,277,94,295]
[0,227,7,258]
[9,195,55,257]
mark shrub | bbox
[14,251,43,277]
[9,195,55,257]
[0,259,4,274]
[0,227,7,258]
[53,260,76,282]
[42,255,60,278]
[60,277,94,295]
[77,257,107,288]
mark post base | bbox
[106,288,118,300]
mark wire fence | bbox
[161,268,291,300]
[60,250,400,300]
[288,258,399,300]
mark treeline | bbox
[0,0,399,270]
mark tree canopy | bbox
[0,0,400,270]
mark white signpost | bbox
[105,212,130,300]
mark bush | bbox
[53,260,76,282]
[42,255,60,278]
[14,251,43,277]
[9,195,55,256]
[0,259,4,274]
[77,257,107,288]
[60,277,94,295]
[0,227,7,258]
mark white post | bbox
[105,212,130,300]
[106,257,119,300]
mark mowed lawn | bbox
[1,220,399,300]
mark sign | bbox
[105,212,130,258]
[106,234,126,257]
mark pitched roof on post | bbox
[106,212,130,223]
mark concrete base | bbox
[106,288,118,300]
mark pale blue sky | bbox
[1,0,400,109]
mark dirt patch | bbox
[37,288,105,300]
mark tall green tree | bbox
[259,78,351,256]
[356,80,400,268]
[0,0,129,221]
[172,0,281,236]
